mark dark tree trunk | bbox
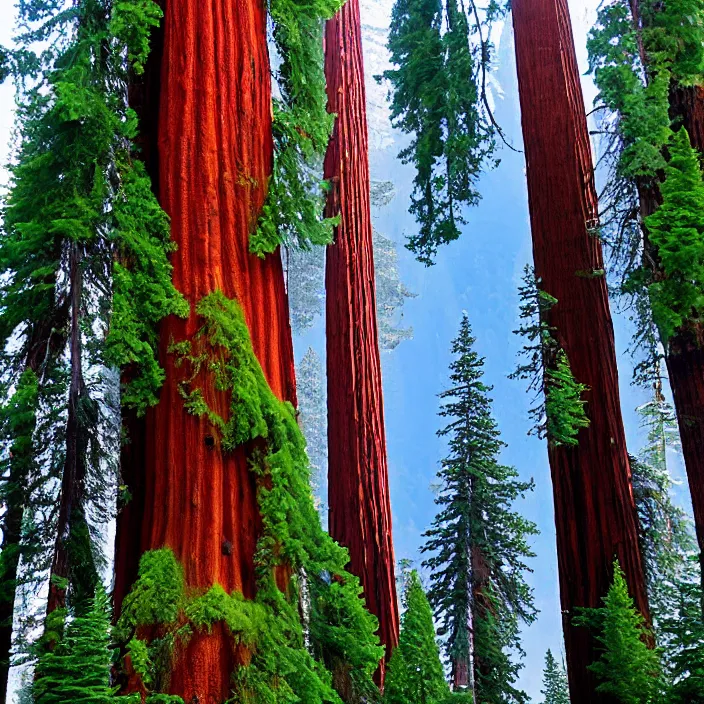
[662,84,704,565]
[47,243,97,616]
[324,0,400,684]
[512,1,650,702]
[114,0,297,699]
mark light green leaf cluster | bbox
[642,128,704,342]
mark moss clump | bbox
[119,292,383,702]
[115,549,186,639]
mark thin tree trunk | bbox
[114,0,297,699]
[324,0,400,684]
[512,1,650,702]
[46,243,97,616]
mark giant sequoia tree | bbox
[324,0,400,680]
[0,0,388,701]
[511,0,650,702]
[587,0,704,564]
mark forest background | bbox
[0,0,690,700]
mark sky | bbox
[0,1,694,702]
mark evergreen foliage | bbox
[641,128,704,342]
[587,0,704,368]
[0,0,184,669]
[250,0,343,255]
[423,314,537,703]
[576,562,661,704]
[383,570,449,704]
[659,559,704,703]
[631,390,695,625]
[1,0,186,412]
[540,650,570,704]
[33,585,138,703]
[383,0,500,265]
[511,267,590,447]
[373,229,416,350]
[121,293,384,703]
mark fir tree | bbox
[576,561,661,704]
[383,570,449,704]
[541,650,570,704]
[33,585,137,703]
[423,314,537,702]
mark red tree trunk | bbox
[116,0,297,700]
[324,0,400,683]
[512,1,650,702]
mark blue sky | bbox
[0,2,693,702]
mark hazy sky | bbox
[0,2,686,703]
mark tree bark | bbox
[324,0,400,684]
[115,0,297,700]
[47,243,97,617]
[512,1,650,702]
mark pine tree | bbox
[423,314,537,702]
[576,562,661,704]
[383,571,449,704]
[541,650,570,704]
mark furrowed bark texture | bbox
[117,1,297,700]
[663,85,704,561]
[512,1,650,702]
[324,0,400,682]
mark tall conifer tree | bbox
[423,315,537,701]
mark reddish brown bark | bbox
[115,0,297,700]
[512,1,650,702]
[324,0,400,683]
